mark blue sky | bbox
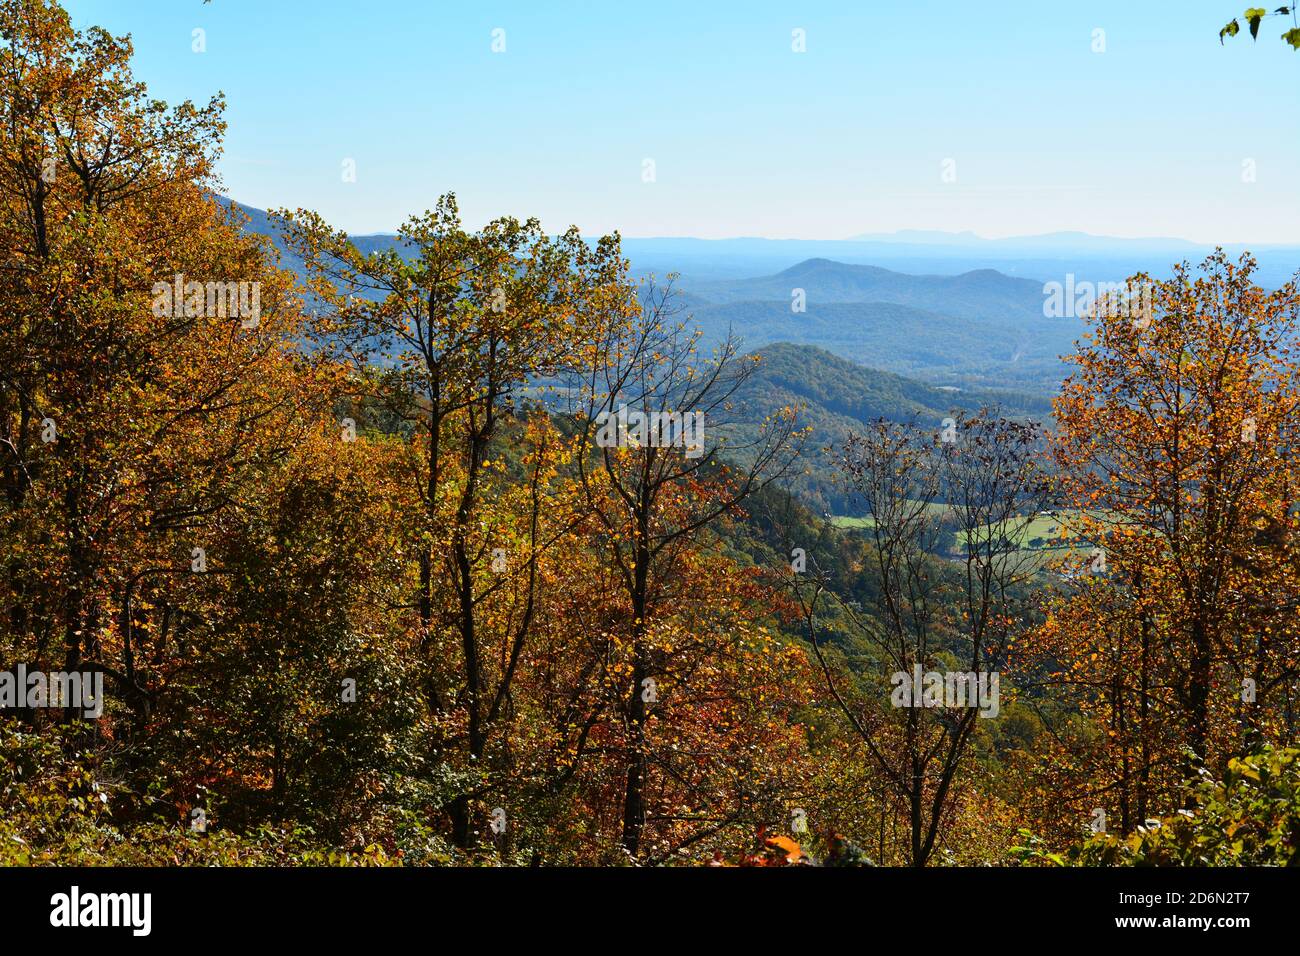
[64,1,1300,242]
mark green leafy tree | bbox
[1016,745,1300,865]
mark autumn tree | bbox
[275,197,630,846]
[1031,251,1300,834]
[564,278,805,857]
[0,1,420,852]
[785,411,1052,865]
[0,0,332,745]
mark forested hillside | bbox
[730,342,1052,513]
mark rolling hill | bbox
[669,258,1089,392]
[682,296,1078,390]
[727,342,1052,514]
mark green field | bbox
[831,506,1088,560]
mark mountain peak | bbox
[776,257,889,278]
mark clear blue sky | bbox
[64,0,1300,243]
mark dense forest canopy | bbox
[1,0,1298,869]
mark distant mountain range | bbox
[617,235,1300,287]
[222,194,1294,398]
[670,258,1082,392]
[224,197,1084,393]
[220,198,1073,510]
[690,258,1045,320]
[223,196,1300,285]
[847,228,1207,253]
